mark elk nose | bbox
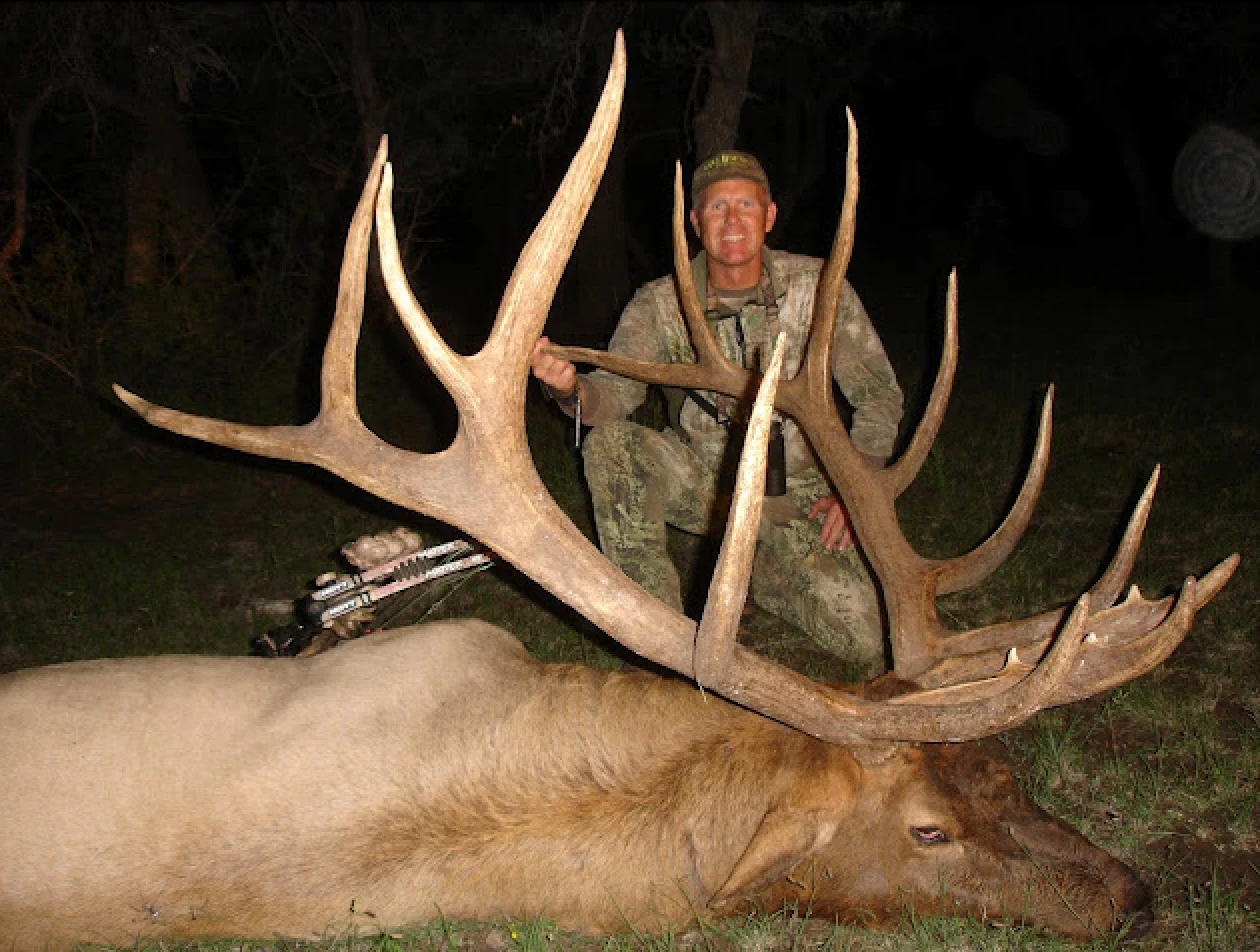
[1116,879,1154,938]
[1118,903,1154,939]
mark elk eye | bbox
[911,826,949,845]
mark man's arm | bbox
[830,281,904,460]
[530,284,670,426]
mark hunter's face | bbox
[690,178,777,278]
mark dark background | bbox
[1,0,1257,483]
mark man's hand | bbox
[531,336,578,400]
[808,494,854,552]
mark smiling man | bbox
[531,151,903,674]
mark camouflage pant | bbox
[582,420,885,672]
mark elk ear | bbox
[708,809,837,911]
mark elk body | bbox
[1,622,1151,949]
[0,32,1236,949]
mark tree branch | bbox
[2,79,71,267]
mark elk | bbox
[0,32,1238,950]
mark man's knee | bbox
[750,536,886,669]
[582,418,644,474]
[583,420,660,523]
[581,421,684,611]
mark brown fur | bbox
[0,622,1147,949]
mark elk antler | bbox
[115,33,1237,746]
[549,106,1240,716]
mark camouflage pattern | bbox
[574,248,901,669]
[583,421,886,673]
[578,248,903,474]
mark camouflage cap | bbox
[691,150,771,206]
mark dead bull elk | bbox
[0,31,1238,949]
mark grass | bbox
[1,248,1257,951]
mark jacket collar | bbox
[689,247,786,304]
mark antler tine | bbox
[376,159,470,407]
[322,136,389,417]
[933,385,1054,594]
[671,162,741,377]
[114,138,392,467]
[907,556,1237,712]
[378,34,626,413]
[786,107,859,409]
[886,269,958,497]
[740,554,1233,741]
[880,267,1050,597]
[907,551,1239,690]
[923,465,1165,665]
[1089,465,1160,609]
[1063,575,1201,701]
[487,31,627,387]
[884,595,1093,730]
[694,334,785,688]
[727,593,1096,744]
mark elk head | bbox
[719,735,1154,938]
[114,29,1237,936]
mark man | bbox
[531,151,903,674]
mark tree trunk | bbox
[124,140,163,289]
[124,49,234,295]
[2,80,69,268]
[342,0,386,173]
[692,2,762,161]
[772,60,840,239]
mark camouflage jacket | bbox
[579,248,904,476]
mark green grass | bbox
[2,257,1257,951]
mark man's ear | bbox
[689,207,701,237]
[764,200,778,234]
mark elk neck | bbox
[347,650,858,930]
